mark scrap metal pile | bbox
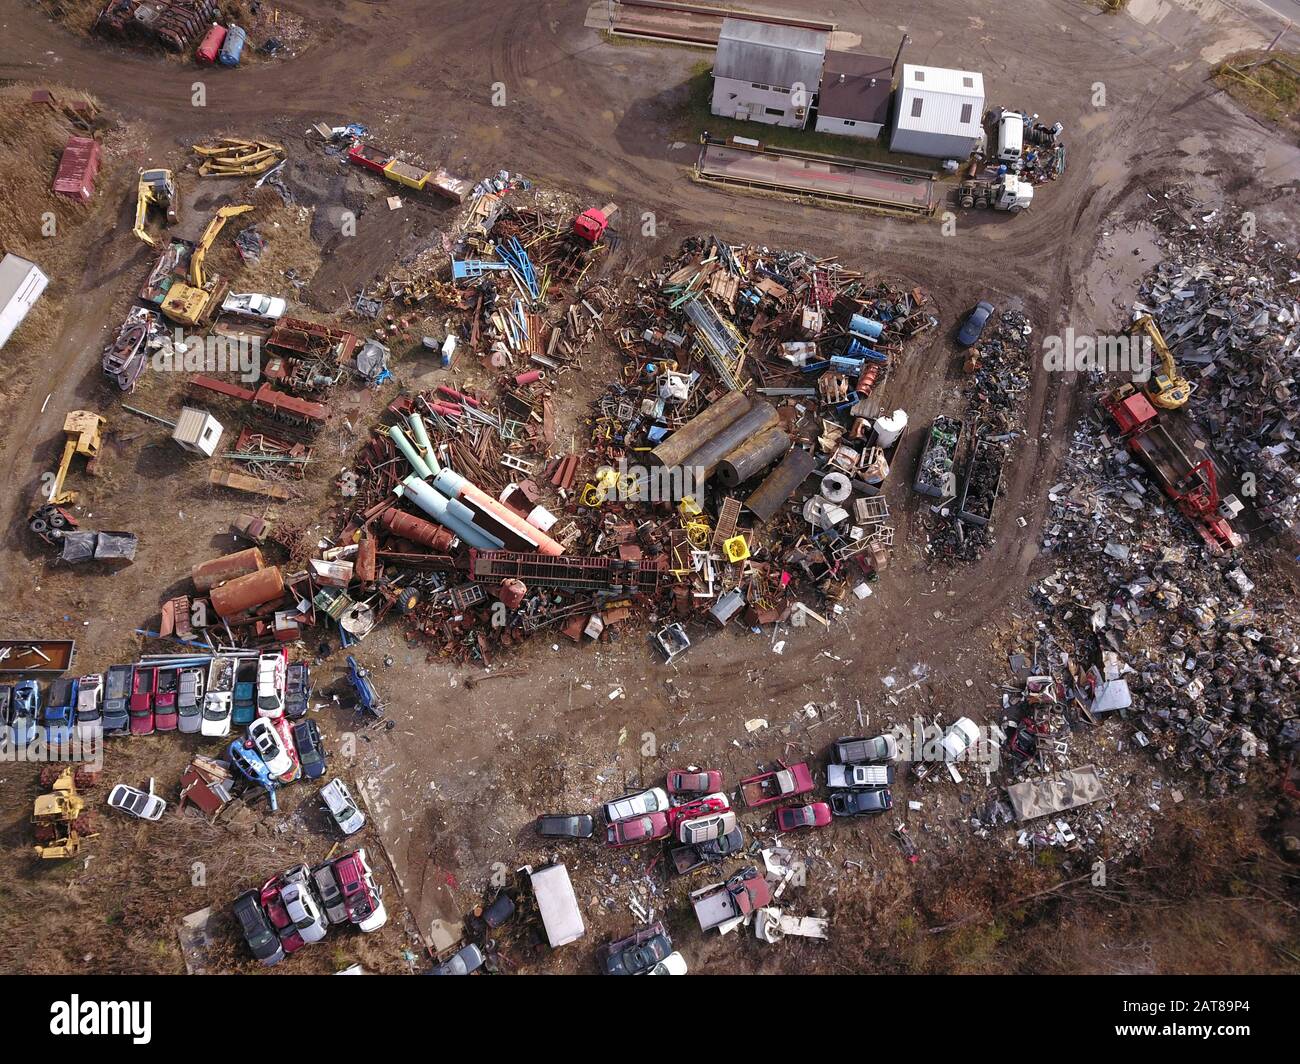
[1032,418,1298,795]
[1136,188,1300,544]
[294,235,938,663]
[923,309,1032,561]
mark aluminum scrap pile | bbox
[1029,416,1299,796]
[1136,188,1300,543]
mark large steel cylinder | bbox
[380,508,457,552]
[716,427,790,488]
[745,447,816,523]
[192,547,265,593]
[210,565,284,619]
[649,391,750,470]
[680,399,780,480]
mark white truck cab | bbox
[996,109,1025,169]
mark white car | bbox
[247,718,293,777]
[222,292,287,321]
[603,786,670,825]
[646,951,688,975]
[941,717,982,761]
[75,674,104,741]
[280,880,328,943]
[676,808,737,846]
[200,690,233,737]
[256,652,285,719]
[321,779,366,836]
[107,783,166,821]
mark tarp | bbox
[1006,764,1106,822]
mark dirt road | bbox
[0,0,1296,969]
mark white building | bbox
[172,407,224,457]
[890,63,985,159]
[0,253,49,351]
[710,18,828,130]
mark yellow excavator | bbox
[1130,314,1193,410]
[160,204,255,326]
[133,168,179,247]
[43,410,104,507]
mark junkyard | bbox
[0,0,1297,994]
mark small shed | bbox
[172,406,224,457]
[711,17,828,129]
[0,253,49,351]
[815,51,894,140]
[890,63,985,158]
[52,136,101,203]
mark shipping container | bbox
[196,23,227,64]
[52,136,101,203]
[218,24,247,66]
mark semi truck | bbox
[955,174,1033,213]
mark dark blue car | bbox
[957,301,995,347]
[291,719,326,780]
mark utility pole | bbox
[892,33,911,79]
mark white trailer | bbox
[0,254,49,351]
[528,863,585,948]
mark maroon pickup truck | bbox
[740,761,814,808]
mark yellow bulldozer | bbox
[33,767,96,860]
[160,204,255,326]
[1130,314,1193,410]
[133,168,180,247]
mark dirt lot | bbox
[0,0,1297,975]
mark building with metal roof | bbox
[890,63,985,158]
[710,17,829,130]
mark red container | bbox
[196,23,227,65]
[52,136,100,203]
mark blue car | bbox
[228,737,279,812]
[957,301,995,347]
[43,677,78,743]
[232,660,257,726]
[291,719,326,780]
[347,656,383,719]
[12,680,40,745]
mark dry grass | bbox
[34,1,104,36]
[0,81,116,405]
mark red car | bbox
[153,667,180,731]
[271,716,301,783]
[776,802,832,831]
[667,793,728,829]
[128,666,157,736]
[259,875,306,954]
[667,769,723,796]
[606,812,671,848]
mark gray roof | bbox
[818,51,893,124]
[714,17,828,90]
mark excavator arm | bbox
[1130,314,1193,409]
[188,203,255,288]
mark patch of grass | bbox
[675,66,940,172]
[1213,51,1300,132]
